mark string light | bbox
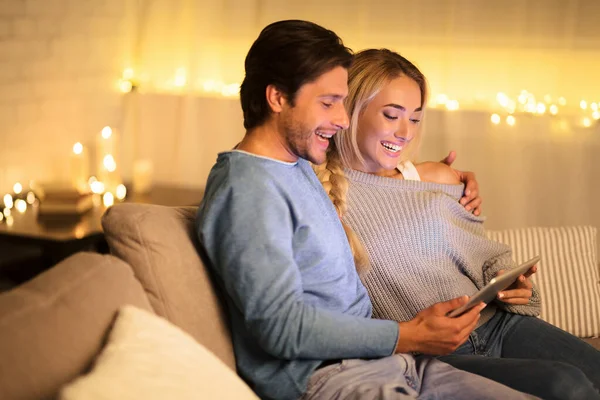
[549,105,559,115]
[13,183,22,195]
[582,117,592,128]
[580,100,588,110]
[101,126,112,139]
[103,192,114,207]
[506,115,516,126]
[446,100,459,111]
[491,114,501,124]
[115,184,127,200]
[15,199,26,213]
[3,194,13,209]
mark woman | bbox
[317,48,600,399]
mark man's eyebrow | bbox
[384,103,422,112]
[319,94,346,100]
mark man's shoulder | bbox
[204,151,295,203]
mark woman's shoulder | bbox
[414,161,461,185]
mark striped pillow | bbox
[486,226,600,338]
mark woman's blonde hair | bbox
[316,49,428,276]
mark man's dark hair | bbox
[240,20,353,130]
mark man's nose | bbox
[333,104,350,130]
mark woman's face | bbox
[354,75,422,175]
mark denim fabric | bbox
[302,354,538,400]
[440,310,600,400]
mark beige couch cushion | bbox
[0,252,152,400]
[101,203,235,370]
[60,306,258,400]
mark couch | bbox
[0,203,598,399]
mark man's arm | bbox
[198,181,399,360]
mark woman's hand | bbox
[440,150,482,216]
[496,265,538,304]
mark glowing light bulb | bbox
[101,126,112,139]
[103,192,114,207]
[446,100,459,111]
[103,155,117,172]
[15,199,26,213]
[119,80,133,93]
[549,105,559,115]
[582,117,592,127]
[496,92,509,108]
[490,114,501,124]
[506,115,516,126]
[3,207,11,217]
[116,184,127,200]
[536,103,546,114]
[13,182,22,195]
[123,68,134,80]
[591,103,598,112]
[73,142,83,155]
[580,100,588,110]
[26,191,35,204]
[436,94,448,105]
[90,181,105,194]
[3,194,13,209]
[593,111,600,120]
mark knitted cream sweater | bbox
[343,168,541,326]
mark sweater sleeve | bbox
[198,180,399,361]
[482,250,542,316]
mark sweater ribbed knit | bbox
[343,168,541,326]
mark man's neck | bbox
[237,123,298,162]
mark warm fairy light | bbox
[591,103,598,112]
[90,181,105,194]
[582,117,592,127]
[115,184,127,200]
[101,126,113,139]
[446,100,459,111]
[506,115,516,126]
[543,94,552,103]
[0,212,3,222]
[103,192,114,207]
[496,92,509,108]
[88,176,97,185]
[73,142,83,155]
[174,68,187,87]
[536,103,546,114]
[123,68,134,80]
[435,94,449,105]
[103,154,117,172]
[491,114,501,124]
[13,182,22,194]
[593,111,600,120]
[580,100,588,110]
[15,199,26,213]
[558,97,567,106]
[3,207,11,217]
[5,215,13,226]
[525,103,536,113]
[3,194,13,209]
[26,191,35,204]
[120,80,133,93]
[549,105,559,115]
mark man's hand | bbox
[496,265,537,305]
[440,150,482,216]
[395,296,485,355]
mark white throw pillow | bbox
[487,226,600,338]
[60,306,258,400]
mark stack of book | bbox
[38,185,94,218]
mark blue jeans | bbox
[302,354,538,399]
[439,310,600,400]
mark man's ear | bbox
[265,84,288,113]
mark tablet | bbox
[447,255,541,318]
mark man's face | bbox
[279,66,350,165]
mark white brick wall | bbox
[0,0,135,193]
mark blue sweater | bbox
[196,151,399,400]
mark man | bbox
[196,20,535,400]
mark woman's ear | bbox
[265,84,287,113]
